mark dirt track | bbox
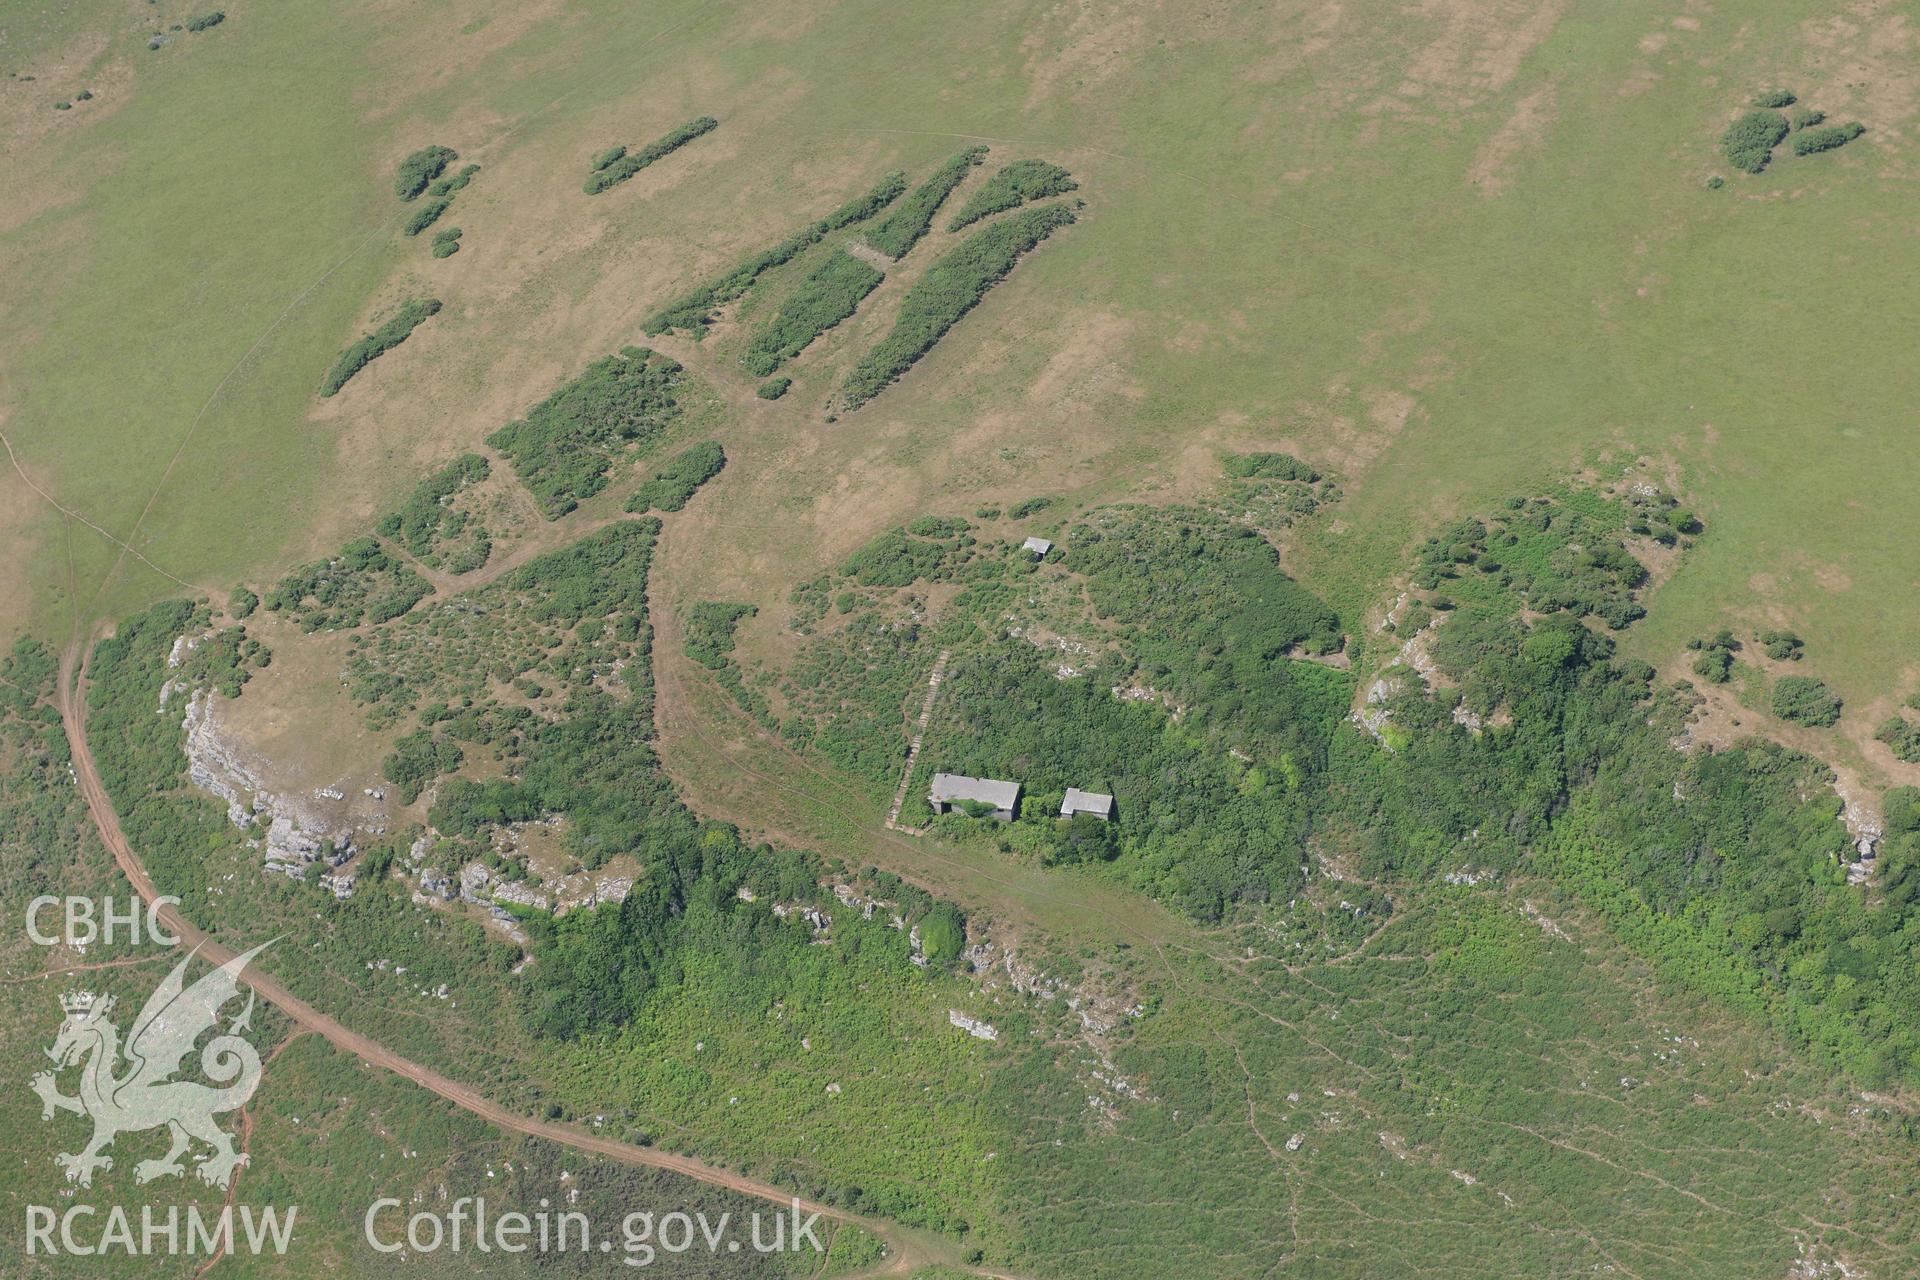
[52,640,959,1278]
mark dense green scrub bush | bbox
[785,502,1350,899]
[799,493,1348,911]
[1773,675,1842,726]
[1218,456,1340,529]
[265,536,433,630]
[1412,488,1679,630]
[1789,107,1825,130]
[683,602,755,670]
[1877,716,1920,763]
[740,251,883,376]
[174,625,270,698]
[185,11,224,32]
[383,729,464,804]
[625,441,725,513]
[376,453,489,560]
[427,163,479,197]
[0,639,70,797]
[486,346,684,518]
[1222,452,1318,482]
[840,202,1074,409]
[83,603,239,921]
[946,159,1076,231]
[340,523,659,735]
[1761,629,1804,660]
[778,608,935,779]
[906,515,969,537]
[864,146,986,258]
[1793,122,1865,155]
[1542,728,1920,1087]
[582,116,717,194]
[755,377,791,400]
[403,197,452,236]
[1721,111,1789,172]
[1072,504,1345,661]
[643,172,907,335]
[319,298,441,396]
[590,145,626,172]
[229,586,258,619]
[917,901,966,965]
[1007,496,1053,519]
[1754,88,1797,108]
[394,145,458,200]
[431,227,462,258]
[839,520,975,587]
[1690,629,1740,683]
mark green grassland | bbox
[3,0,1916,732]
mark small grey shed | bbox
[1060,788,1114,820]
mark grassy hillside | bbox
[2,1,1915,732]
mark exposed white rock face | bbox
[178,686,359,888]
[832,883,886,919]
[1352,609,1453,746]
[1833,779,1883,885]
[491,881,551,912]
[160,634,201,709]
[948,1009,998,1041]
[459,862,493,902]
[183,690,264,828]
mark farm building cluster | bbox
[928,773,1113,823]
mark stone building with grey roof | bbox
[929,773,1021,821]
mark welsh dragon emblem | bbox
[31,941,272,1189]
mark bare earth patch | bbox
[1797,2,1920,153]
[1468,81,1559,194]
[1399,0,1572,110]
[1019,1,1151,109]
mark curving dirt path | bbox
[52,640,968,1279]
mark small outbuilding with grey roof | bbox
[1060,788,1114,821]
[929,773,1021,821]
[1021,536,1053,559]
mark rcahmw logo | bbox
[24,929,299,1258]
[27,1204,296,1260]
